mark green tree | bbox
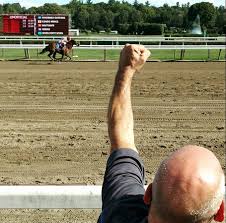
[130,8,143,24]
[115,9,129,27]
[69,0,83,28]
[38,3,69,14]
[14,0,220,35]
[108,0,116,5]
[145,1,150,7]
[140,5,155,23]
[87,7,100,30]
[26,7,38,14]
[0,4,3,14]
[188,2,216,30]
[3,3,25,13]
[133,0,139,8]
[67,0,81,14]
[159,4,173,27]
[99,10,114,30]
[118,23,130,34]
[215,6,226,34]
[171,12,184,28]
[86,0,92,5]
[78,8,89,29]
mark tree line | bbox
[0,1,225,35]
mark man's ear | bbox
[144,183,152,205]
[214,201,224,222]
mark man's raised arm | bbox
[108,44,150,153]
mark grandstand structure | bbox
[0,36,225,60]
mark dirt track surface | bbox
[0,61,225,222]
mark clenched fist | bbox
[118,44,151,74]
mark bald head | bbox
[151,145,225,223]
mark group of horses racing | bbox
[40,39,79,61]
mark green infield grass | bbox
[0,48,225,61]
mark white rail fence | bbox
[0,35,225,42]
[0,36,225,60]
[0,44,225,50]
[0,35,225,49]
[0,186,102,209]
[0,185,225,209]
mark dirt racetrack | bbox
[0,61,225,222]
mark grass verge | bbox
[0,48,225,61]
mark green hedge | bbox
[118,23,165,35]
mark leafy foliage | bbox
[188,2,217,30]
[0,1,225,35]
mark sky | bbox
[0,0,224,8]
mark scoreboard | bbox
[2,14,68,35]
[36,15,68,35]
[3,15,34,35]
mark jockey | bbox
[57,36,71,50]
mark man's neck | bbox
[148,212,164,223]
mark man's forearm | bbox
[107,44,150,153]
[108,70,136,152]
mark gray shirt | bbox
[98,149,149,223]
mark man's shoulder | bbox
[108,149,143,166]
[102,148,146,209]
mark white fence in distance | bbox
[0,36,225,60]
[0,36,225,42]
[0,44,225,50]
[0,36,225,50]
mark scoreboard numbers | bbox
[2,14,69,36]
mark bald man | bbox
[97,44,225,223]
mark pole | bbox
[218,49,222,60]
[180,49,183,60]
[104,49,107,61]
[24,49,27,58]
[183,50,186,60]
[208,49,210,61]
[1,48,4,58]
[180,49,185,60]
[27,49,30,59]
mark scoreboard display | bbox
[36,15,68,35]
[3,15,34,35]
[2,14,68,35]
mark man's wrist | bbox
[116,67,135,81]
[118,63,137,73]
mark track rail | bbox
[0,36,225,50]
[0,44,225,50]
[0,185,225,209]
[0,36,225,42]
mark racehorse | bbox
[39,39,78,61]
